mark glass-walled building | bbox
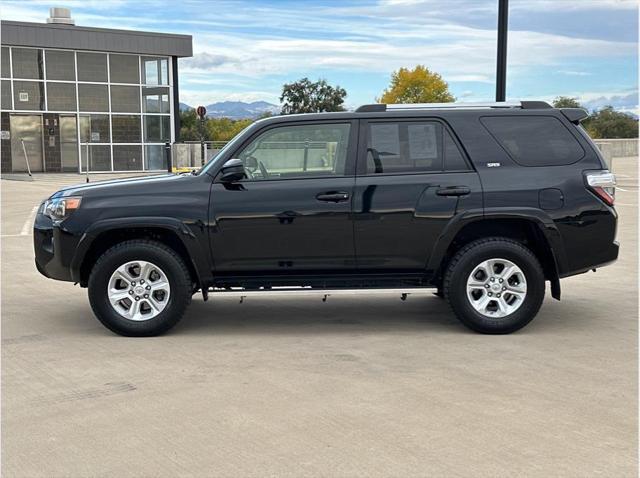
[0,9,192,173]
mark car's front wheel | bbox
[88,240,192,336]
[443,238,545,334]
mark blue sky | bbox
[2,0,638,112]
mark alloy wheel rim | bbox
[107,260,171,321]
[466,258,527,318]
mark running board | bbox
[203,286,436,302]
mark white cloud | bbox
[181,53,236,70]
[180,89,280,107]
[184,25,632,82]
[557,70,592,76]
[510,0,638,11]
[581,91,639,113]
[1,0,636,108]
[510,89,639,114]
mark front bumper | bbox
[34,212,82,282]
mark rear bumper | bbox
[559,240,619,278]
[34,213,81,283]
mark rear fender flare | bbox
[427,208,565,299]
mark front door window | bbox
[237,123,351,180]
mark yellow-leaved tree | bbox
[378,65,455,104]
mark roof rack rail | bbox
[355,101,552,113]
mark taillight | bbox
[585,170,616,207]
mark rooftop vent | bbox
[47,7,75,25]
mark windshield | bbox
[197,123,257,175]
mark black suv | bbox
[34,101,618,336]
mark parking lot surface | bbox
[2,162,638,477]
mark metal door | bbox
[209,120,358,273]
[10,115,43,172]
[59,115,79,172]
[353,118,483,271]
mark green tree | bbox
[552,96,582,108]
[551,97,638,139]
[257,111,274,119]
[206,117,253,142]
[179,109,202,141]
[378,65,454,104]
[180,110,255,142]
[584,106,638,139]
[280,78,347,114]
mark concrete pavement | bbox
[1,159,637,477]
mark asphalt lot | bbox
[1,161,638,477]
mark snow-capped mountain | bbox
[180,101,280,119]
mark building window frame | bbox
[2,45,175,172]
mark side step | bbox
[202,286,436,302]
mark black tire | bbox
[443,238,545,334]
[88,240,192,336]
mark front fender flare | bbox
[70,216,212,286]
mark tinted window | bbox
[12,48,43,79]
[142,57,168,85]
[78,84,109,112]
[481,116,584,166]
[112,115,141,143]
[145,144,167,170]
[444,130,469,170]
[237,123,351,180]
[109,54,139,84]
[80,144,111,171]
[113,145,142,170]
[80,114,110,142]
[366,121,443,174]
[111,85,140,112]
[13,81,44,110]
[142,87,170,113]
[1,80,12,109]
[144,115,171,142]
[46,83,77,111]
[1,47,10,78]
[46,50,75,81]
[77,52,107,82]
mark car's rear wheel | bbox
[88,240,192,336]
[443,238,545,334]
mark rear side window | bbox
[444,131,468,170]
[481,116,584,166]
[365,121,468,174]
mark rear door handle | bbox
[436,186,470,197]
[316,191,350,202]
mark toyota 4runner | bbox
[34,101,619,336]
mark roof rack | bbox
[355,101,552,112]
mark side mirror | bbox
[218,158,245,182]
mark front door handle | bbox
[436,186,470,197]
[316,191,350,202]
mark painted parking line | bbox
[20,205,39,236]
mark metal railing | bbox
[19,139,33,177]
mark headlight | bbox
[43,196,82,221]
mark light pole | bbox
[495,0,509,102]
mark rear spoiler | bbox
[560,108,589,124]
